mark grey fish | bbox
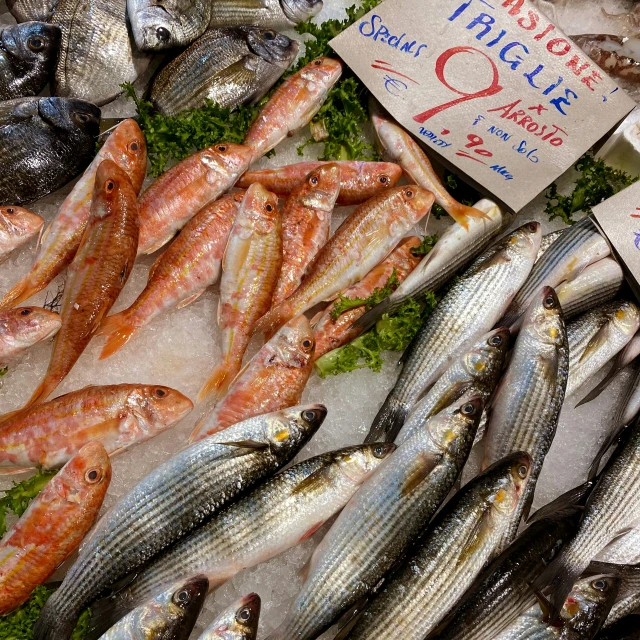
[536,229,566,263]
[97,576,208,640]
[536,415,640,618]
[128,0,211,51]
[150,27,298,117]
[52,0,150,105]
[483,286,568,551]
[501,216,610,329]
[588,562,640,629]
[556,258,624,321]
[396,327,509,445]
[367,222,540,444]
[33,405,326,640]
[343,452,532,640]
[7,0,57,22]
[0,97,100,205]
[84,444,395,636]
[197,594,261,640]
[596,615,640,639]
[494,575,619,640]
[355,199,507,333]
[429,486,585,640]
[266,395,485,640]
[0,22,61,100]
[566,300,640,397]
[209,0,323,30]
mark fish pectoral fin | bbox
[207,57,258,94]
[401,451,440,496]
[176,290,206,310]
[291,466,334,496]
[147,251,165,280]
[220,439,269,450]
[298,556,312,581]
[579,323,611,364]
[473,252,511,275]
[456,512,492,567]
[0,466,36,475]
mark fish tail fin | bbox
[364,393,408,443]
[352,297,393,333]
[253,302,295,340]
[0,276,38,310]
[97,311,139,360]
[448,202,491,229]
[197,361,234,404]
[0,379,54,424]
[33,595,79,640]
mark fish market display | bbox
[0,22,60,100]
[368,222,541,444]
[34,405,325,639]
[269,395,483,640]
[7,0,57,22]
[86,444,393,628]
[193,315,315,441]
[243,57,342,162]
[0,97,100,205]
[16,160,139,411]
[255,185,434,338]
[208,0,323,31]
[272,163,340,306]
[0,384,193,471]
[128,0,211,51]
[342,453,532,640]
[99,192,243,359]
[356,198,507,333]
[0,118,146,311]
[483,287,568,548]
[199,183,282,402]
[137,142,251,255]
[198,594,261,640]
[0,306,61,369]
[566,300,640,397]
[0,205,43,264]
[97,576,208,640]
[236,161,403,206]
[313,237,422,362]
[150,27,298,116]
[52,0,149,105]
[0,442,111,614]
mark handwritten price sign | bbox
[331,0,635,211]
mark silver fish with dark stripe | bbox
[150,28,298,116]
[208,0,323,30]
[367,222,540,444]
[536,228,565,262]
[343,453,532,640]
[589,561,640,629]
[483,286,568,551]
[33,405,326,640]
[266,395,484,640]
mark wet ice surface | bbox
[0,0,637,636]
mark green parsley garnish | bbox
[410,234,438,257]
[330,269,400,320]
[0,367,6,378]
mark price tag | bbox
[330,0,635,211]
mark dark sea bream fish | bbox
[33,405,326,640]
[150,27,298,116]
[0,22,61,100]
[0,97,100,205]
[7,0,58,22]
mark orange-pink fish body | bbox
[191,315,314,441]
[137,142,252,255]
[243,57,343,163]
[0,206,44,264]
[0,119,146,310]
[0,384,193,471]
[255,185,434,338]
[0,441,111,614]
[18,160,140,412]
[198,183,282,402]
[0,306,61,369]
[313,237,422,360]
[272,163,341,307]
[98,192,245,359]
[236,161,403,206]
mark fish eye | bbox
[20,308,31,316]
[5,208,14,214]
[85,468,102,483]
[156,26,171,42]
[303,409,319,423]
[173,588,192,605]
[461,402,476,416]
[73,113,91,126]
[215,144,227,153]
[517,464,528,479]
[309,175,319,186]
[592,578,609,592]
[265,203,274,213]
[27,36,45,52]
[236,606,253,623]
[128,141,140,153]
[373,444,390,458]
[264,30,276,40]
[105,180,115,193]
[301,337,314,351]
[378,175,389,185]
[314,59,323,65]
[155,388,167,398]
[489,335,503,346]
[543,295,556,309]
[404,188,414,198]
[526,222,538,232]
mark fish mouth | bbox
[280,0,323,23]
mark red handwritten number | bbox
[464,134,493,157]
[413,47,503,124]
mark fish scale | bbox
[208,0,323,30]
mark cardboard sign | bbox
[330,0,635,211]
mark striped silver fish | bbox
[566,300,640,397]
[588,561,640,630]
[536,228,566,263]
[483,286,568,551]
[367,222,540,444]
[33,405,326,640]
[501,216,610,329]
[343,452,532,640]
[596,523,640,566]
[84,444,395,634]
[354,199,507,333]
[395,327,509,445]
[266,395,484,640]
[197,593,261,640]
